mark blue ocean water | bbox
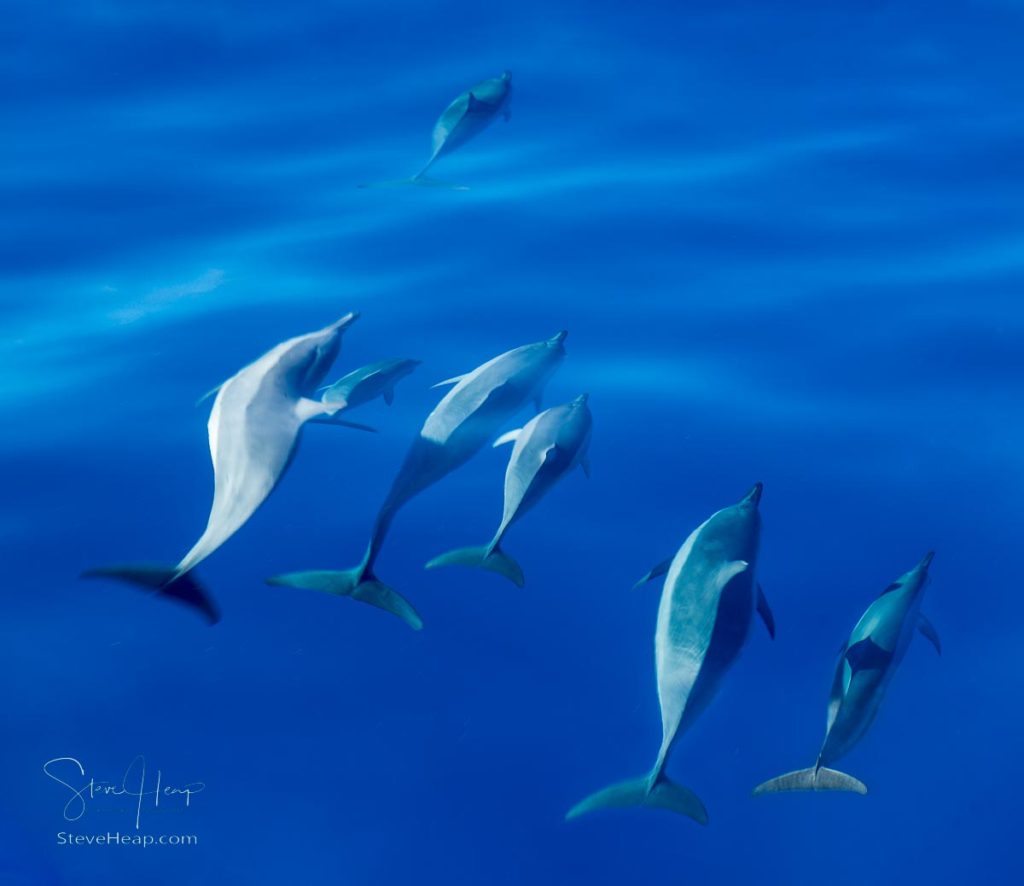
[2,1,1022,883]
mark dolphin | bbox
[567,484,774,824]
[82,313,363,623]
[425,393,592,587]
[359,71,512,190]
[267,331,568,630]
[753,551,940,796]
[320,357,421,409]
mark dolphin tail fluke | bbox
[752,766,867,795]
[424,544,525,588]
[565,774,708,824]
[80,564,220,624]
[266,567,423,630]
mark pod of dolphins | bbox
[83,72,943,828]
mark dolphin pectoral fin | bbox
[266,568,422,630]
[632,558,673,589]
[425,543,525,588]
[195,381,226,407]
[81,565,220,625]
[296,397,344,423]
[918,614,942,655]
[493,428,522,448]
[580,455,591,478]
[566,773,708,824]
[308,417,378,432]
[757,584,776,639]
[383,387,394,406]
[432,374,468,389]
[753,766,867,795]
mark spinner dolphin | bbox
[425,394,592,586]
[753,552,940,796]
[359,71,512,189]
[268,332,567,629]
[83,314,364,622]
[568,484,774,824]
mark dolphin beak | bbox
[549,330,568,346]
[918,551,935,571]
[742,482,764,506]
[574,393,589,405]
[334,311,360,331]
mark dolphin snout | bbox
[918,551,936,571]
[742,482,764,506]
[573,393,589,405]
[334,311,360,330]
[549,330,568,346]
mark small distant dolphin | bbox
[425,393,592,587]
[359,71,512,190]
[567,484,774,824]
[753,552,940,796]
[83,314,364,623]
[267,332,568,630]
[320,358,421,409]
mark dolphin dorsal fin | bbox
[432,374,467,389]
[918,614,942,655]
[467,93,490,113]
[713,560,749,593]
[493,428,522,448]
[383,387,395,406]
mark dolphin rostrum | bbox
[567,484,774,824]
[83,313,363,622]
[359,71,512,190]
[267,331,568,629]
[320,357,421,410]
[425,393,592,587]
[753,552,940,796]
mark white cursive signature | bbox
[43,756,205,830]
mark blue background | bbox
[2,1,1021,883]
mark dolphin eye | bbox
[880,582,901,595]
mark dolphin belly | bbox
[819,669,888,765]
[176,382,306,575]
[674,571,757,739]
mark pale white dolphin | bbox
[267,331,568,630]
[359,71,512,190]
[83,313,363,622]
[320,357,421,409]
[425,393,592,587]
[753,552,940,796]
[567,484,774,824]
